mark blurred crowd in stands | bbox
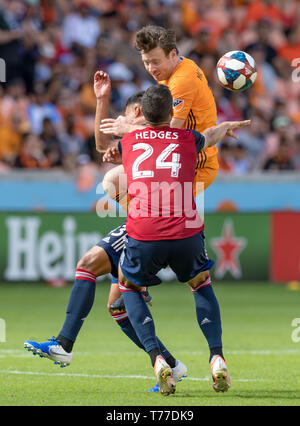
[0,0,299,176]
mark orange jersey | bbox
[159,57,218,191]
[159,57,217,131]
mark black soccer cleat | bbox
[110,295,126,313]
[110,289,152,313]
[141,289,152,306]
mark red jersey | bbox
[119,126,205,241]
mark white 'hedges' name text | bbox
[136,130,179,140]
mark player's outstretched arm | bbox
[100,116,145,137]
[202,120,251,149]
[94,70,114,153]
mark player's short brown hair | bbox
[135,25,178,56]
[141,84,173,124]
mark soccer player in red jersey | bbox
[104,84,250,395]
[24,74,188,391]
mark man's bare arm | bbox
[94,71,114,153]
[100,115,183,136]
[100,116,145,137]
[170,117,185,129]
[202,120,251,149]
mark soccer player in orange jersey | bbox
[100,25,219,194]
[136,25,218,192]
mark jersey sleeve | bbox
[169,76,196,120]
[191,130,205,155]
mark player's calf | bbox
[188,270,229,392]
[56,246,111,351]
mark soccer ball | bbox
[216,51,257,91]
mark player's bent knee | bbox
[76,252,95,271]
[76,246,109,276]
[188,270,210,290]
[102,166,124,196]
[102,174,116,196]
[118,271,140,292]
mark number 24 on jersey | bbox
[132,143,182,180]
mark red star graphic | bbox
[210,219,247,279]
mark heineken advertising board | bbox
[0,213,122,283]
[0,212,270,282]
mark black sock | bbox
[165,355,176,369]
[209,346,224,363]
[57,334,74,353]
[148,348,161,367]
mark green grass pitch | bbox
[0,281,300,406]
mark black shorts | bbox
[120,231,214,287]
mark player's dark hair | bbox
[141,84,173,125]
[125,91,145,108]
[135,25,178,56]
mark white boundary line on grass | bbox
[1,348,300,356]
[0,369,276,383]
[1,348,299,383]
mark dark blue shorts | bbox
[120,231,214,287]
[96,223,127,281]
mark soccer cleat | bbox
[172,359,188,382]
[148,359,187,392]
[110,295,126,313]
[110,289,152,313]
[141,288,152,307]
[24,337,73,368]
[153,355,176,396]
[210,355,231,392]
[148,383,160,392]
